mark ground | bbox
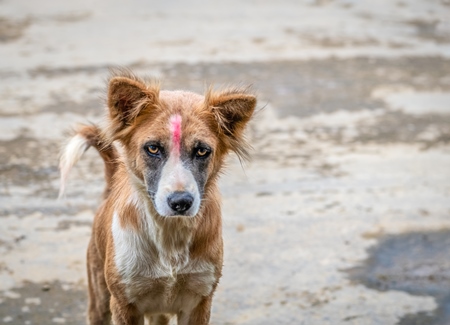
[1,0,450,324]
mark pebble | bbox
[24,297,41,305]
[52,317,66,323]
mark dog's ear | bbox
[208,90,256,158]
[107,76,158,134]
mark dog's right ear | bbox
[107,76,159,136]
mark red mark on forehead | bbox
[170,114,182,156]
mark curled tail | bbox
[59,124,118,198]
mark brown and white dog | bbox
[59,71,256,325]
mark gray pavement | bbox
[1,0,450,324]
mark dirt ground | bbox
[1,0,450,324]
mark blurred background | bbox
[1,0,450,324]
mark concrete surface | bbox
[1,0,450,324]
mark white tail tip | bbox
[59,134,90,198]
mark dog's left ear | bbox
[208,91,256,138]
[208,90,256,157]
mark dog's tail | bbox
[59,124,118,198]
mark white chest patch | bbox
[111,211,217,313]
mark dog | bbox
[59,70,256,325]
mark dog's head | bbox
[105,72,256,217]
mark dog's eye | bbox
[146,145,160,156]
[195,147,210,158]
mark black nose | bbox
[167,191,194,214]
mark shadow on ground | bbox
[346,230,450,325]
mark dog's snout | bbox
[167,191,194,214]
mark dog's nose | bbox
[167,191,194,214]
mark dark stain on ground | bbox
[0,16,31,42]
[0,136,56,166]
[40,97,103,115]
[289,109,450,148]
[0,136,59,192]
[159,56,450,118]
[349,111,449,147]
[0,281,86,325]
[27,59,149,78]
[49,11,91,24]
[345,230,450,325]
[0,205,96,218]
[301,33,381,48]
[56,219,93,231]
[0,97,104,117]
[0,164,57,188]
[406,19,450,44]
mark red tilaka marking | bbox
[170,114,182,157]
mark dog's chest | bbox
[125,263,216,314]
[111,214,217,313]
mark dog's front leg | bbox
[177,296,212,325]
[110,296,144,325]
[87,239,111,325]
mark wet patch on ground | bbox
[27,60,151,78]
[0,164,58,195]
[346,230,450,325]
[0,205,95,219]
[0,136,59,191]
[49,11,91,24]
[0,281,86,325]
[0,97,104,117]
[159,57,450,118]
[406,18,450,44]
[291,30,382,48]
[39,98,103,116]
[355,111,450,148]
[282,109,450,149]
[0,136,57,166]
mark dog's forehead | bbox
[134,90,213,144]
[159,90,204,110]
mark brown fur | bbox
[60,70,256,325]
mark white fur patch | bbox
[59,134,90,198]
[154,156,201,217]
[111,211,160,279]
